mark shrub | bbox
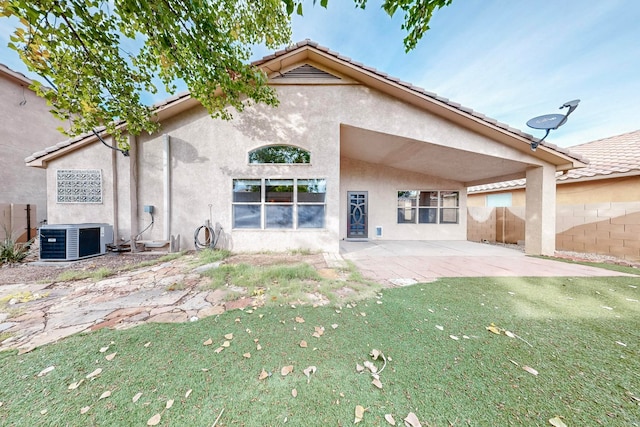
[0,235,32,264]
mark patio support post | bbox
[525,165,556,256]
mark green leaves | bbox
[1,0,450,150]
[2,0,291,149]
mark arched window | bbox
[249,145,310,164]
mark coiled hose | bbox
[193,223,221,250]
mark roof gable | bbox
[25,40,586,170]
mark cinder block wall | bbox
[556,202,640,260]
[467,202,640,260]
[467,207,496,242]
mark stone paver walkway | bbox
[0,257,258,354]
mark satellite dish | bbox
[526,114,566,130]
[526,99,580,151]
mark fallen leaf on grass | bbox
[505,331,516,338]
[86,368,102,379]
[354,405,366,424]
[601,306,613,310]
[80,406,90,414]
[295,316,305,323]
[133,392,143,403]
[224,333,234,340]
[144,342,151,348]
[259,369,269,380]
[99,346,109,353]
[356,364,365,373]
[331,324,338,329]
[185,389,192,398]
[300,340,308,348]
[523,366,539,376]
[40,409,47,415]
[37,366,55,377]
[363,361,377,373]
[292,389,297,398]
[68,379,84,390]
[222,341,231,348]
[243,353,251,358]
[435,325,444,331]
[203,338,213,346]
[313,326,325,338]
[385,414,396,425]
[105,352,117,361]
[404,412,422,427]
[486,325,501,335]
[548,416,567,427]
[370,349,382,360]
[450,335,459,340]
[281,365,294,376]
[147,413,161,426]
[256,343,262,351]
[99,391,111,400]
[214,347,224,353]
[616,341,627,347]
[372,378,383,389]
[164,399,173,409]
[304,366,317,383]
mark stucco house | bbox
[1,64,65,241]
[468,130,640,260]
[25,40,586,255]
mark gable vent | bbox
[275,64,340,80]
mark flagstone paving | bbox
[0,256,269,354]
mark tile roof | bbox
[0,63,35,86]
[25,40,585,165]
[468,129,640,192]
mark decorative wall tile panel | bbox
[56,169,102,203]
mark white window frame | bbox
[397,190,460,224]
[232,178,326,230]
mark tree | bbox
[1,0,451,152]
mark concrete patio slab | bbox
[340,240,638,284]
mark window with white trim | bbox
[233,178,326,229]
[397,190,459,224]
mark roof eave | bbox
[255,44,586,170]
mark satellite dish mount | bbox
[526,99,580,151]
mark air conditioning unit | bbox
[39,223,114,261]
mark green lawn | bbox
[1,275,639,426]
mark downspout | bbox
[128,134,139,251]
[163,134,171,241]
[111,137,119,239]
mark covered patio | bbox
[340,240,637,284]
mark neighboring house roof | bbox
[468,129,640,193]
[25,39,586,170]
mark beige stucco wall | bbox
[45,142,115,226]
[43,81,555,253]
[0,73,65,225]
[340,157,466,240]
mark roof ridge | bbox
[25,40,587,165]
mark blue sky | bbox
[2,0,639,147]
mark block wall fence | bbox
[467,202,640,261]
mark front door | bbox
[347,191,368,239]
